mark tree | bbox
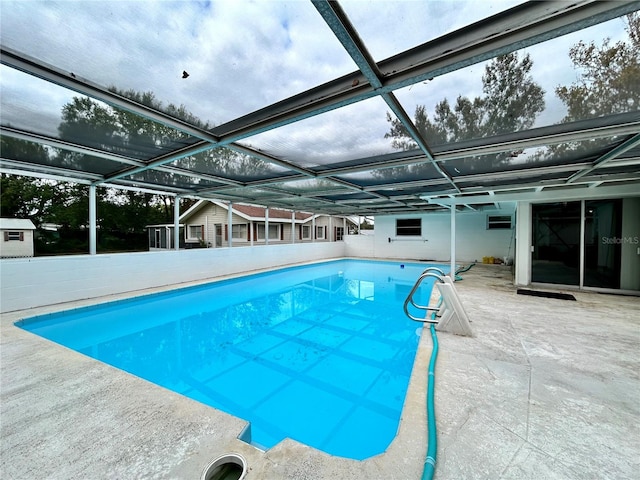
[540,13,640,163]
[2,85,278,254]
[383,52,545,177]
[0,173,60,226]
[556,13,639,122]
[58,88,271,182]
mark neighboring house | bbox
[147,201,358,249]
[0,218,36,258]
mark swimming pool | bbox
[17,259,444,460]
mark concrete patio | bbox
[1,262,638,479]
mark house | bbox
[0,218,36,258]
[147,201,358,250]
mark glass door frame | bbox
[530,199,633,294]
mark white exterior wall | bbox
[372,209,516,262]
[184,204,229,245]
[0,230,35,258]
[620,197,640,291]
[0,242,346,313]
[312,216,332,241]
[344,234,375,258]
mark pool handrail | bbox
[403,268,445,323]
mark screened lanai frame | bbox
[1,0,639,217]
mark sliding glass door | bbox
[531,198,639,291]
[531,202,581,285]
[584,199,622,289]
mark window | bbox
[4,231,23,241]
[336,227,344,241]
[301,225,311,240]
[316,226,325,239]
[396,218,421,236]
[487,215,512,229]
[257,224,280,240]
[188,225,203,239]
[232,223,247,240]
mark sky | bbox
[0,0,632,165]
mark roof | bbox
[232,204,313,221]
[180,200,357,223]
[0,218,36,230]
[1,2,639,215]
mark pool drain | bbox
[201,453,247,480]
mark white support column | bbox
[329,216,333,242]
[265,208,269,245]
[312,215,316,243]
[205,214,209,247]
[579,200,585,289]
[228,202,233,248]
[89,185,97,255]
[450,206,456,278]
[514,201,532,286]
[343,217,346,237]
[173,197,180,251]
[291,211,295,244]
[250,222,254,246]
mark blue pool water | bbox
[17,259,444,460]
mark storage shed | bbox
[0,218,36,258]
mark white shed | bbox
[0,218,36,258]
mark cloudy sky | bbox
[0,0,631,165]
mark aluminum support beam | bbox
[89,185,97,255]
[426,183,640,205]
[291,211,296,244]
[212,1,639,141]
[5,1,620,152]
[0,47,220,144]
[227,202,233,248]
[567,133,640,183]
[450,206,456,281]
[174,198,180,251]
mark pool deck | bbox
[1,262,639,479]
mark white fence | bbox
[0,242,346,313]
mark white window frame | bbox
[316,225,325,239]
[188,225,203,240]
[487,215,513,230]
[301,225,311,240]
[232,223,248,240]
[396,218,422,236]
[257,223,280,240]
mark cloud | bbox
[0,0,632,161]
[238,96,396,167]
[340,0,522,61]
[0,66,77,137]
